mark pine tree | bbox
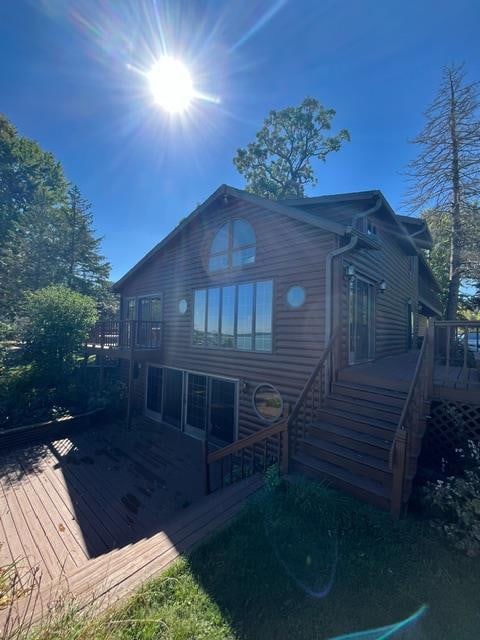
[405,64,480,319]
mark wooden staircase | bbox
[288,330,432,516]
[291,379,407,510]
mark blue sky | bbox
[1,0,479,281]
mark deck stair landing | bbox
[292,375,407,510]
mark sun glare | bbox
[148,57,194,114]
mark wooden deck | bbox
[0,421,262,633]
[2,475,261,635]
[338,350,480,401]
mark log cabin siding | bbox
[338,213,418,363]
[118,198,336,439]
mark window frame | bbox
[191,279,275,353]
[208,218,256,273]
[252,383,284,423]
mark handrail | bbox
[288,328,340,426]
[204,417,289,493]
[86,319,163,350]
[434,320,480,327]
[389,332,429,471]
[207,419,287,465]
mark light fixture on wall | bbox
[345,264,356,279]
[379,280,387,293]
[239,378,248,393]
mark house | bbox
[87,184,479,515]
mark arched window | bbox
[209,219,256,272]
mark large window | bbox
[193,280,273,352]
[209,219,256,272]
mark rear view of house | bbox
[87,184,478,515]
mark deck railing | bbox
[389,329,431,517]
[433,320,480,385]
[87,320,163,351]
[287,328,340,455]
[204,419,288,494]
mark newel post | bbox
[390,429,407,520]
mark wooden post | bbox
[390,429,407,520]
[203,439,210,495]
[126,320,136,431]
[425,322,435,399]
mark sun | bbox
[148,57,194,114]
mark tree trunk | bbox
[445,71,462,320]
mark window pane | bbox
[207,287,220,346]
[208,253,229,272]
[124,298,136,320]
[186,374,207,431]
[255,280,273,351]
[286,286,305,309]
[163,369,183,429]
[146,366,163,414]
[139,297,162,322]
[211,222,229,253]
[209,379,235,443]
[232,246,256,267]
[193,289,206,345]
[233,219,255,247]
[254,385,283,421]
[236,283,253,350]
[221,286,235,348]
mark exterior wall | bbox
[337,213,418,365]
[118,198,336,439]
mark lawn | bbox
[26,476,480,640]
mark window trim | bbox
[191,279,275,353]
[252,383,284,423]
[208,218,256,273]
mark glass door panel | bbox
[146,366,163,416]
[209,379,235,444]
[163,368,183,428]
[185,374,208,438]
[349,276,375,364]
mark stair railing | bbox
[389,327,432,518]
[287,328,340,455]
[204,418,289,494]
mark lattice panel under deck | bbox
[420,399,480,474]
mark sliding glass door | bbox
[146,365,237,444]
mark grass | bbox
[22,478,480,640]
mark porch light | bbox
[345,264,356,279]
[379,280,387,293]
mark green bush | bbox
[22,285,98,384]
[422,440,480,557]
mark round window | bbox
[253,384,283,422]
[178,298,188,314]
[286,285,306,308]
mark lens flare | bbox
[147,57,194,113]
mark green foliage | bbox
[422,441,480,557]
[233,97,350,199]
[0,115,111,321]
[22,286,98,383]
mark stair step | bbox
[292,452,390,510]
[308,421,392,460]
[337,369,410,393]
[331,382,406,408]
[317,408,397,439]
[301,436,391,484]
[325,395,402,424]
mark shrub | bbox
[421,440,480,557]
[22,285,98,385]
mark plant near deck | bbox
[22,286,98,385]
[422,440,480,557]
